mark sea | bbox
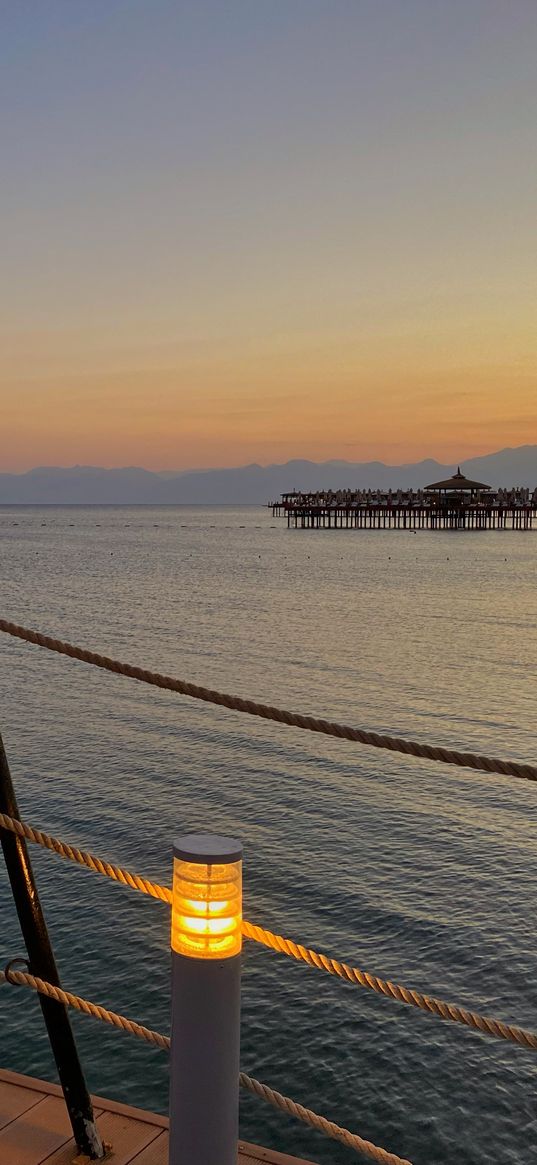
[0,504,536,1165]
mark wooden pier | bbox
[270,469,537,531]
[280,502,535,531]
[0,1068,315,1165]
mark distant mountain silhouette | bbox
[0,446,535,504]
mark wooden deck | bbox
[0,1068,315,1165]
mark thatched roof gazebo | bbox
[425,467,491,501]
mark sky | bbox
[1,0,536,472]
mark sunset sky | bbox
[2,1,536,472]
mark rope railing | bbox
[1,963,168,1048]
[2,810,536,1053]
[1,965,413,1165]
[241,919,537,1052]
[1,617,535,783]
[0,812,172,905]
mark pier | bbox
[271,470,537,530]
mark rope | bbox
[1,967,412,1165]
[241,920,537,1052]
[238,1073,413,1165]
[0,812,172,905]
[1,617,535,782]
[2,810,536,1053]
[0,966,168,1048]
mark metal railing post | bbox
[169,833,242,1165]
[0,734,105,1159]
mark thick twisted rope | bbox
[0,812,172,905]
[1,967,412,1165]
[241,920,537,1051]
[0,618,535,782]
[238,1074,412,1165]
[0,966,168,1048]
[2,811,536,1053]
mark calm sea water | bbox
[0,505,536,1165]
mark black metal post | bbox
[0,734,105,1158]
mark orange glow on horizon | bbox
[2,332,535,472]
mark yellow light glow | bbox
[171,857,242,959]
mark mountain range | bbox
[0,446,535,504]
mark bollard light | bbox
[169,834,242,1165]
[171,848,242,959]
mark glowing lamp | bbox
[172,845,242,959]
[169,834,242,1165]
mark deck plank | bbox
[42,1109,161,1165]
[0,1080,44,1132]
[239,1143,317,1165]
[124,1132,316,1165]
[0,1095,72,1165]
[125,1129,169,1164]
[0,1069,316,1165]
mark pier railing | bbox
[1,620,536,1165]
